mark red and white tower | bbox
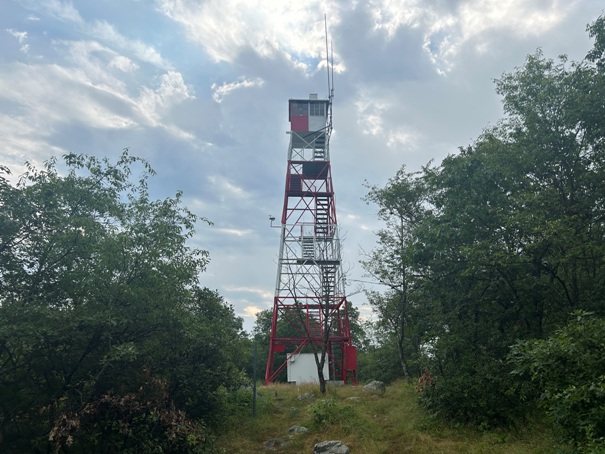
[265,93,357,384]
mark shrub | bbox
[308,399,362,434]
[48,370,216,453]
[509,312,605,452]
[418,353,524,429]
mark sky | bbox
[1,0,603,333]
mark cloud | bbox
[225,286,273,299]
[6,28,30,53]
[157,0,338,69]
[211,77,264,103]
[156,0,576,86]
[6,28,28,43]
[41,0,84,23]
[60,40,135,89]
[19,1,170,69]
[156,0,573,77]
[243,305,264,318]
[0,57,196,165]
[59,40,193,135]
[369,0,429,36]
[219,286,274,321]
[2,4,196,149]
[216,228,253,237]
[386,127,419,149]
[353,90,418,148]
[89,20,170,69]
[207,175,249,200]
[0,62,133,129]
[0,112,67,167]
[138,71,195,123]
[108,55,139,73]
[366,0,572,74]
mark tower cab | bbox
[288,94,330,150]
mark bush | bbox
[416,312,546,429]
[49,370,216,453]
[509,312,605,452]
[308,399,362,434]
[418,355,523,429]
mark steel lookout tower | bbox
[265,93,357,385]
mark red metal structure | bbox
[265,93,357,384]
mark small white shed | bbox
[287,353,329,384]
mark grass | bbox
[215,380,559,453]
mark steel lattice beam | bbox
[265,95,357,385]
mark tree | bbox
[423,19,605,425]
[355,319,412,383]
[254,309,289,383]
[362,167,430,379]
[365,14,605,427]
[0,151,245,452]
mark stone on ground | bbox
[363,380,386,395]
[313,440,350,454]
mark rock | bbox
[288,425,308,434]
[265,437,291,450]
[363,380,386,395]
[264,438,279,449]
[313,440,350,454]
[266,426,308,451]
[345,396,362,403]
[297,391,315,401]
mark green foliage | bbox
[509,312,605,451]
[212,384,273,432]
[252,309,292,383]
[48,369,216,453]
[309,398,340,426]
[363,14,605,429]
[165,288,249,427]
[308,398,360,433]
[345,301,370,350]
[356,336,407,383]
[0,151,245,452]
[419,353,522,429]
[217,381,557,454]
[362,168,431,379]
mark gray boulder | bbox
[363,380,386,395]
[313,440,350,454]
[297,392,315,401]
[265,437,291,450]
[288,425,309,434]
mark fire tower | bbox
[265,93,357,384]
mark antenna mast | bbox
[325,15,333,137]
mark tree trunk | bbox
[397,331,409,379]
[318,367,327,394]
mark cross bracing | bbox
[265,95,357,385]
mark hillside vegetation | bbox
[217,381,557,454]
